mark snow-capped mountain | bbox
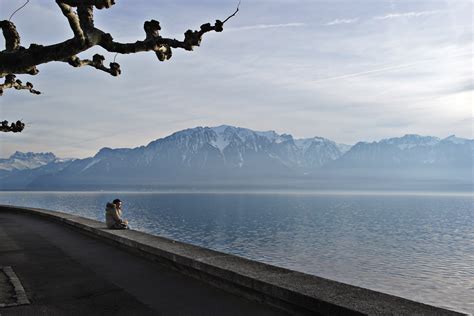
[2,127,472,190]
[0,152,74,189]
[443,135,471,145]
[148,125,347,171]
[0,151,57,172]
[332,134,473,168]
[295,137,344,168]
[45,125,345,183]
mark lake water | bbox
[0,191,472,314]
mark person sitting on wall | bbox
[105,199,129,229]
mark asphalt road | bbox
[0,211,287,315]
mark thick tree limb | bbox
[58,0,115,10]
[0,38,90,77]
[77,5,95,31]
[0,20,21,51]
[56,1,85,43]
[0,120,25,133]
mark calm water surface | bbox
[0,191,472,314]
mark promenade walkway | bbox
[0,210,286,315]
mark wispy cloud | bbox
[308,50,471,85]
[227,23,305,31]
[325,18,359,26]
[324,10,442,27]
[309,62,421,85]
[374,11,441,20]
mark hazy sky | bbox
[0,0,472,158]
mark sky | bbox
[0,0,472,158]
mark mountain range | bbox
[1,125,472,190]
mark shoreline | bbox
[0,189,473,197]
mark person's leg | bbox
[111,223,128,230]
[119,223,129,229]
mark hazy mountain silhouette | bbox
[1,126,472,190]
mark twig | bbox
[9,0,30,21]
[223,0,241,24]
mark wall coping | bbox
[1,205,464,315]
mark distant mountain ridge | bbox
[332,134,473,169]
[0,125,472,190]
[0,152,74,189]
[0,151,57,172]
[37,125,348,185]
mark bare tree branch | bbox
[66,54,121,76]
[97,18,225,59]
[0,120,25,133]
[0,1,239,93]
[0,74,41,96]
[223,0,241,24]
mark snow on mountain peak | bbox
[336,143,352,154]
[208,125,281,151]
[211,125,233,134]
[11,151,55,160]
[381,134,440,150]
[210,128,231,152]
[294,136,335,152]
[443,135,469,145]
[254,130,280,141]
[0,151,57,171]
